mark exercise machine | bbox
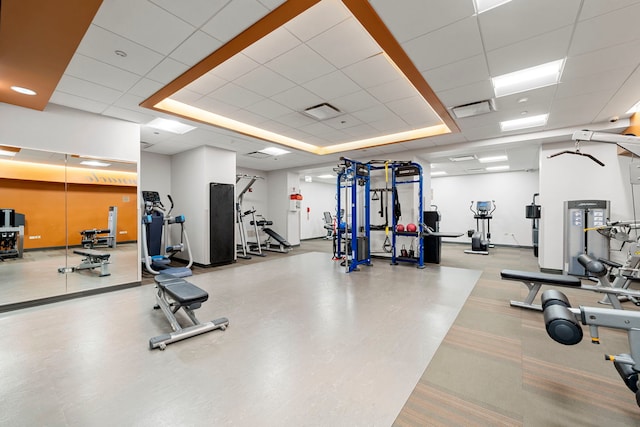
[465,200,495,255]
[541,289,640,407]
[80,206,118,249]
[259,218,292,253]
[501,253,640,311]
[59,249,111,277]
[322,211,335,240]
[141,191,193,277]
[235,175,265,259]
[564,199,610,276]
[149,273,229,350]
[0,208,24,260]
[526,194,541,257]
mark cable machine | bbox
[235,174,265,259]
[335,159,425,271]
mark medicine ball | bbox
[406,223,417,232]
[396,224,405,232]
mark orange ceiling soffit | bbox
[0,0,103,111]
[141,0,455,154]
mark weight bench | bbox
[149,274,229,350]
[66,249,111,276]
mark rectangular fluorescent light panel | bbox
[81,160,111,167]
[317,174,334,179]
[486,165,510,171]
[474,0,512,14]
[0,149,18,157]
[500,114,548,132]
[478,155,508,163]
[146,117,196,134]
[259,147,290,156]
[431,171,447,176]
[492,59,564,98]
[449,155,476,162]
[304,176,312,182]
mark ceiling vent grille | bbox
[451,99,494,119]
[302,103,341,120]
[245,151,272,159]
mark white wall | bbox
[140,152,171,201]
[236,167,269,246]
[267,170,301,245]
[298,180,336,239]
[430,170,539,247]
[539,141,634,271]
[171,146,236,265]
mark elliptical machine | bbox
[465,200,495,255]
[141,191,193,277]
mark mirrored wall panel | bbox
[0,147,139,308]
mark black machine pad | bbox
[500,269,581,287]
[160,281,208,305]
[73,249,110,260]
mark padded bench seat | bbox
[500,269,581,286]
[159,280,208,306]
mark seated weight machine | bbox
[541,289,640,407]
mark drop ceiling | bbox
[2,0,639,177]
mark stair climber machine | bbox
[142,191,193,277]
[465,200,496,255]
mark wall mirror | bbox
[0,146,139,310]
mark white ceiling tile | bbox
[146,57,190,84]
[433,80,494,108]
[351,105,394,123]
[486,26,573,76]
[303,71,360,101]
[171,89,203,104]
[266,44,336,84]
[367,78,419,104]
[102,106,154,124]
[569,3,640,56]
[243,27,301,64]
[93,0,195,55]
[49,94,108,114]
[212,54,260,81]
[235,66,296,97]
[324,114,363,131]
[556,66,635,99]
[150,0,228,27]
[564,39,640,80]
[341,123,377,139]
[127,78,164,98]
[170,31,223,67]
[257,0,286,10]
[209,83,264,109]
[284,0,350,42]
[192,96,240,116]
[200,0,268,43]
[386,96,437,122]
[370,115,407,132]
[331,90,379,113]
[369,0,475,43]
[229,108,271,126]
[64,54,140,92]
[492,85,555,112]
[244,98,294,120]
[271,86,325,111]
[579,0,640,21]
[404,17,483,72]
[597,67,640,121]
[422,55,489,93]
[184,71,227,96]
[274,112,317,128]
[56,75,123,104]
[343,54,398,88]
[300,121,337,136]
[479,0,581,51]
[114,93,146,110]
[77,25,164,76]
[307,17,381,69]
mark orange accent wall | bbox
[0,178,137,249]
[624,112,640,136]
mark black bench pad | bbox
[73,249,110,260]
[160,281,208,305]
[501,269,581,287]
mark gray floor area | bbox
[0,248,480,427]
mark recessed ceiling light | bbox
[492,59,565,98]
[449,155,477,162]
[478,155,508,163]
[259,147,290,156]
[304,176,312,182]
[81,160,111,167]
[317,174,334,179]
[517,97,529,103]
[11,86,37,96]
[474,0,512,14]
[146,118,196,134]
[115,50,127,57]
[431,171,447,176]
[500,114,548,132]
[486,165,510,171]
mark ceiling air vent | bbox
[245,151,272,159]
[140,141,153,149]
[451,100,494,119]
[303,103,341,120]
